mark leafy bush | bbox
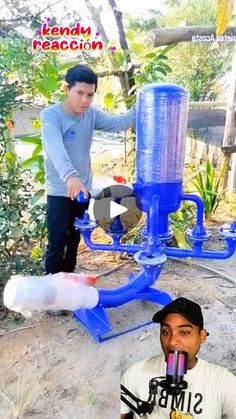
[190,159,226,220]
[0,154,46,285]
[170,201,196,248]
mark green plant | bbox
[134,45,174,87]
[0,36,50,294]
[103,44,174,110]
[16,56,70,185]
[160,0,232,101]
[19,131,45,185]
[170,202,196,248]
[190,159,226,220]
[0,154,46,285]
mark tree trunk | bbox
[84,0,128,100]
[224,48,236,192]
[152,26,236,47]
[107,0,135,94]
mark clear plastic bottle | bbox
[3,272,99,316]
[136,83,188,184]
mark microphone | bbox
[160,350,188,395]
[121,351,189,416]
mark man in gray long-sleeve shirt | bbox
[41,64,136,274]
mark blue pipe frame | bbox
[73,189,236,342]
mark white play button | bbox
[76,184,143,232]
[110,201,128,219]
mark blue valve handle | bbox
[76,191,90,203]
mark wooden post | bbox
[222,47,236,192]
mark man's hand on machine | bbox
[67,176,88,200]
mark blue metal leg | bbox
[73,262,170,342]
[73,306,112,343]
[74,305,154,342]
[73,286,172,342]
[134,286,172,305]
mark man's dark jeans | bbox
[45,195,88,274]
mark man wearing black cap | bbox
[121,297,236,419]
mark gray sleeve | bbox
[41,109,79,183]
[94,105,136,132]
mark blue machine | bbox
[74,83,236,342]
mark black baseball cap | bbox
[153,297,208,333]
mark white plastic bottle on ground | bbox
[3,272,99,317]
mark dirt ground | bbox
[0,231,236,419]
